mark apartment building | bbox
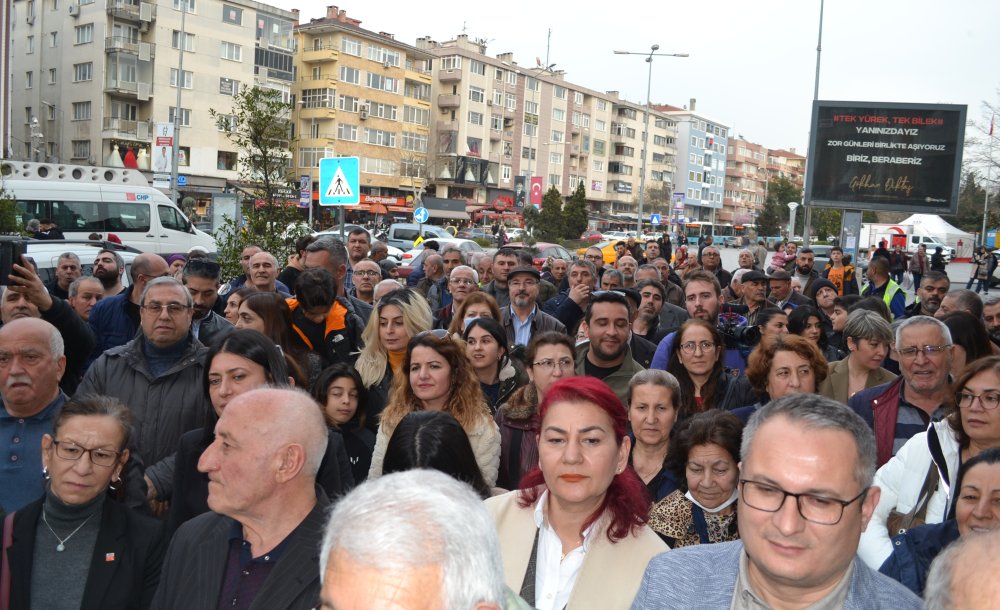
[659,100,730,226]
[291,6,433,216]
[7,0,296,206]
[724,137,806,228]
[1,0,12,158]
[606,97,678,222]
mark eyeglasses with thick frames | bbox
[957,391,1000,410]
[354,270,381,277]
[52,440,121,467]
[740,479,868,525]
[896,344,951,360]
[449,277,477,286]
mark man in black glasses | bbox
[181,258,233,347]
[632,394,919,609]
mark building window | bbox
[219,77,239,96]
[501,165,512,181]
[72,101,91,120]
[403,105,429,126]
[401,131,427,152]
[49,32,58,47]
[521,147,536,160]
[366,73,397,93]
[338,95,359,113]
[505,93,516,111]
[552,108,565,121]
[440,55,461,70]
[217,150,238,170]
[550,152,562,164]
[220,41,242,61]
[491,114,503,131]
[548,174,561,187]
[553,85,566,99]
[467,137,482,157]
[298,147,330,168]
[26,36,35,54]
[75,24,93,44]
[593,140,606,156]
[362,157,396,175]
[337,123,358,141]
[171,30,194,51]
[525,77,539,92]
[364,128,396,148]
[494,67,504,81]
[523,123,537,137]
[339,66,360,84]
[551,130,564,143]
[173,0,195,11]
[302,88,335,108]
[468,86,485,103]
[469,59,486,75]
[168,107,192,127]
[72,63,92,82]
[468,111,483,126]
[169,68,193,88]
[507,70,517,85]
[71,140,90,160]
[368,101,397,120]
[592,160,604,171]
[221,4,241,24]
[368,44,400,67]
[341,37,361,56]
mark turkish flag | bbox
[530,177,543,208]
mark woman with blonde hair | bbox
[368,329,501,486]
[355,288,432,432]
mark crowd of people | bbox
[1,229,999,608]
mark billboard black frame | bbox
[805,100,966,215]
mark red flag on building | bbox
[530,177,543,208]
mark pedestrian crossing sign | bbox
[319,157,360,206]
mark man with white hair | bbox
[249,250,285,295]
[319,470,525,610]
[924,528,1000,609]
[152,388,330,610]
[373,278,402,304]
[435,264,479,329]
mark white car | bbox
[313,226,404,262]
[400,238,485,267]
[603,231,629,241]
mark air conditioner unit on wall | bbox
[68,4,79,16]
[359,108,368,120]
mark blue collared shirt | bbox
[510,304,537,346]
[0,392,67,512]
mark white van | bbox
[1,161,216,254]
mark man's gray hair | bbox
[742,393,877,489]
[140,276,193,308]
[68,276,102,298]
[636,263,661,282]
[603,269,624,285]
[570,258,597,279]
[305,235,348,266]
[894,315,952,348]
[984,294,1000,308]
[730,268,751,284]
[471,252,493,268]
[58,252,81,264]
[627,369,681,411]
[924,528,1000,610]
[843,309,894,344]
[450,265,479,284]
[320,470,506,609]
[944,289,985,319]
[440,244,461,257]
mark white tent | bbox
[900,214,976,260]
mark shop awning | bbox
[428,208,470,221]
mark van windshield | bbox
[16,200,151,232]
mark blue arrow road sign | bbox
[413,207,429,223]
[319,157,360,206]
[650,213,661,225]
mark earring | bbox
[42,466,50,480]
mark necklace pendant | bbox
[56,543,65,552]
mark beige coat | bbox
[485,491,667,609]
[818,357,897,405]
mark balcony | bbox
[437,94,460,109]
[105,37,155,60]
[570,144,580,156]
[436,119,458,132]
[489,129,501,141]
[102,117,151,139]
[104,78,138,95]
[298,134,337,147]
[301,46,338,63]
[299,106,335,120]
[106,0,154,22]
[438,69,462,83]
[299,74,336,89]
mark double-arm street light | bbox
[614,46,688,236]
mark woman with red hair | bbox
[485,376,667,609]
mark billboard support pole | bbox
[802,0,824,248]
[983,128,995,244]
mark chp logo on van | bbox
[125,193,152,202]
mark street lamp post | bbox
[614,46,688,237]
[525,62,556,209]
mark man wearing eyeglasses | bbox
[849,316,954,467]
[434,265,479,330]
[584,246,606,281]
[500,266,565,348]
[631,394,920,609]
[88,252,170,367]
[181,258,233,347]
[349,259,382,306]
[78,277,213,513]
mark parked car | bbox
[603,231,629,241]
[506,242,574,270]
[313,225,403,262]
[575,240,619,266]
[580,229,604,242]
[26,239,141,288]
[722,236,742,248]
[505,228,526,241]
[456,227,493,240]
[397,238,485,279]
[384,223,452,251]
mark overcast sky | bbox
[283,0,999,160]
